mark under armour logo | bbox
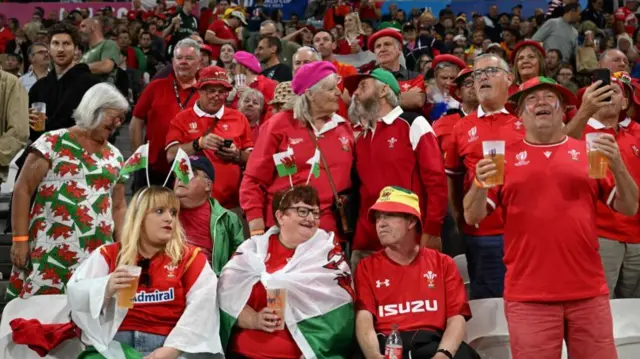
[376,279,390,288]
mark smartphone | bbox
[223,139,233,148]
[592,68,611,102]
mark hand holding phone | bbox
[592,68,611,102]
[223,139,233,148]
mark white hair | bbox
[375,79,399,107]
[174,38,201,57]
[238,88,265,112]
[294,46,321,62]
[73,83,129,130]
[474,53,510,72]
[292,73,339,124]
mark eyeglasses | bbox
[461,79,474,88]
[138,258,151,287]
[286,206,321,219]
[472,66,508,79]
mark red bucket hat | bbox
[432,54,467,72]
[506,76,577,115]
[510,40,546,64]
[196,65,232,90]
[449,66,474,103]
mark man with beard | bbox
[344,69,447,270]
[5,23,99,233]
[78,17,121,84]
[255,36,292,83]
[130,38,200,191]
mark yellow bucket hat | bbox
[369,186,422,225]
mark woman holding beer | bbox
[219,185,354,359]
[7,83,128,302]
[67,186,222,358]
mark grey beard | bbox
[348,98,380,128]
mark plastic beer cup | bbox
[116,265,141,309]
[31,102,46,132]
[266,283,287,330]
[482,141,506,186]
[586,133,609,179]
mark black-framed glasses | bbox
[138,258,151,287]
[472,66,508,79]
[461,79,475,88]
[286,206,321,219]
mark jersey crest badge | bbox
[568,149,580,161]
[424,271,437,288]
[164,264,178,278]
[388,137,397,148]
[468,126,478,143]
[515,151,529,166]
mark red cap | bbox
[368,28,404,52]
[196,66,232,90]
[200,44,213,56]
[510,40,545,64]
[506,77,576,115]
[432,54,467,72]
[449,66,474,103]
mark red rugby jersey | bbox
[355,248,471,335]
[487,137,613,302]
[444,107,525,236]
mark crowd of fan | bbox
[1,0,640,359]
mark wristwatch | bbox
[193,137,203,152]
[436,349,453,359]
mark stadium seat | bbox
[453,254,469,284]
[0,295,83,359]
[0,149,23,196]
[611,299,640,359]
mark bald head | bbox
[599,49,629,73]
[260,20,278,38]
[293,46,320,75]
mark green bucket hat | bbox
[343,68,401,96]
[506,76,577,115]
[77,344,143,359]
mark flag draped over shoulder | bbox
[218,227,355,359]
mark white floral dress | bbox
[6,129,125,300]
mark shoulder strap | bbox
[305,127,341,206]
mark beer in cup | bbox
[117,265,142,309]
[482,140,505,186]
[266,283,287,330]
[31,102,46,132]
[586,133,609,179]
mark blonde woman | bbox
[337,12,366,55]
[67,186,222,359]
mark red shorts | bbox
[504,295,617,359]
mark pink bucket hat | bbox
[233,51,262,74]
[292,61,337,95]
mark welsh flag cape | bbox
[218,227,355,359]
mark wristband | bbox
[193,137,203,152]
[474,176,487,189]
[436,349,453,359]
[12,236,29,242]
[250,230,265,236]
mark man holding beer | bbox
[443,53,525,299]
[583,72,640,298]
[463,76,639,359]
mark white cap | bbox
[231,10,247,25]
[453,35,466,42]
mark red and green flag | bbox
[119,144,148,178]
[273,147,297,177]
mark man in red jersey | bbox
[205,10,245,61]
[355,186,478,359]
[444,53,525,299]
[345,69,447,270]
[582,73,640,298]
[166,65,254,209]
[130,38,200,192]
[369,28,426,112]
[464,77,638,359]
[313,30,356,119]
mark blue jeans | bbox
[113,331,167,356]
[463,234,505,299]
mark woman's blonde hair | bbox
[290,73,339,125]
[345,12,364,36]
[116,186,186,267]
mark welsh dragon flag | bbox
[119,144,148,178]
[218,227,355,359]
[170,148,193,184]
[307,148,320,179]
[273,147,297,177]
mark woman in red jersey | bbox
[67,186,222,359]
[220,185,354,359]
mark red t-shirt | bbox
[615,6,637,35]
[355,248,471,335]
[355,1,383,21]
[100,243,206,336]
[179,201,213,261]
[487,137,613,302]
[583,118,640,243]
[166,104,254,208]
[433,111,464,153]
[0,27,15,54]
[229,75,278,119]
[444,107,525,236]
[133,73,199,173]
[230,235,302,359]
[336,35,366,55]
[207,19,237,61]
